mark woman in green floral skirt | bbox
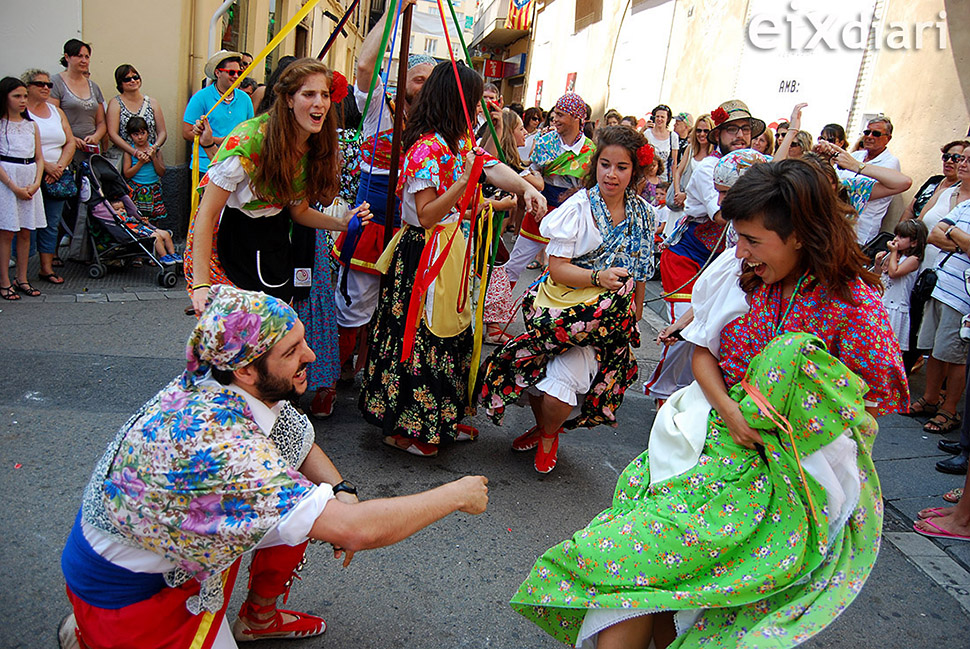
[510,160,908,647]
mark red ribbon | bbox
[400,151,485,361]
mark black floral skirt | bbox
[479,281,640,429]
[359,227,473,444]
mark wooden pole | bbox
[383,3,413,249]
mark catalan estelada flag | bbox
[504,0,533,30]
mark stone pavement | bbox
[1,252,968,648]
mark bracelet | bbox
[591,270,600,287]
[192,283,211,291]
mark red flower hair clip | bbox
[330,71,349,105]
[711,107,729,126]
[637,143,655,167]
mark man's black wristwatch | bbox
[333,480,358,497]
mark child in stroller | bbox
[88,154,180,266]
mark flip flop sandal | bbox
[943,487,964,503]
[14,281,41,297]
[39,272,65,284]
[52,256,64,267]
[924,410,961,434]
[918,507,949,520]
[913,518,970,542]
[526,260,542,270]
[903,396,939,417]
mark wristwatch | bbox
[333,480,358,497]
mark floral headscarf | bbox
[713,148,771,189]
[182,285,297,388]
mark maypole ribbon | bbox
[315,0,363,60]
[468,202,495,403]
[740,376,821,527]
[190,0,324,217]
[338,0,405,303]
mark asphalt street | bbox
[1,258,968,649]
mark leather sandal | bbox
[534,428,562,474]
[903,396,939,418]
[0,286,20,301]
[924,410,961,434]
[232,600,326,642]
[512,425,541,452]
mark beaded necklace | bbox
[775,273,808,335]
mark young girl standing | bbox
[0,77,46,300]
[876,219,927,352]
[122,115,168,225]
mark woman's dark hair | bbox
[820,123,847,147]
[941,140,970,154]
[721,159,880,301]
[894,219,928,262]
[126,115,149,136]
[114,64,137,93]
[651,104,672,123]
[582,125,649,191]
[60,39,91,68]
[256,55,298,115]
[254,58,340,207]
[402,61,483,154]
[523,107,542,126]
[0,77,30,121]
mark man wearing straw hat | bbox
[645,99,764,404]
[182,50,255,174]
[59,286,489,648]
[328,0,433,400]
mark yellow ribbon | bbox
[190,0,324,216]
[468,203,494,404]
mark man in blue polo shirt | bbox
[182,50,254,173]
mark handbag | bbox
[41,168,78,199]
[911,268,937,303]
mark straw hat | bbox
[708,100,766,140]
[204,50,242,81]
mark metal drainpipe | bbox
[209,0,239,59]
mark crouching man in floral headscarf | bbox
[59,286,489,649]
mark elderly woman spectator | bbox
[50,39,105,161]
[106,64,167,164]
[23,69,75,285]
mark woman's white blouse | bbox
[540,189,601,259]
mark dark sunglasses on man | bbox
[942,153,966,163]
[862,129,886,138]
[218,68,241,77]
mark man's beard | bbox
[255,363,308,403]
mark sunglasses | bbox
[942,153,966,163]
[217,68,241,77]
[818,136,838,143]
[862,129,886,138]
[123,75,141,83]
[695,128,710,134]
[29,81,54,89]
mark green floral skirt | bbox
[511,333,884,648]
[358,227,473,444]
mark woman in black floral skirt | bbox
[358,62,544,457]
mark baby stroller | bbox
[81,155,180,287]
